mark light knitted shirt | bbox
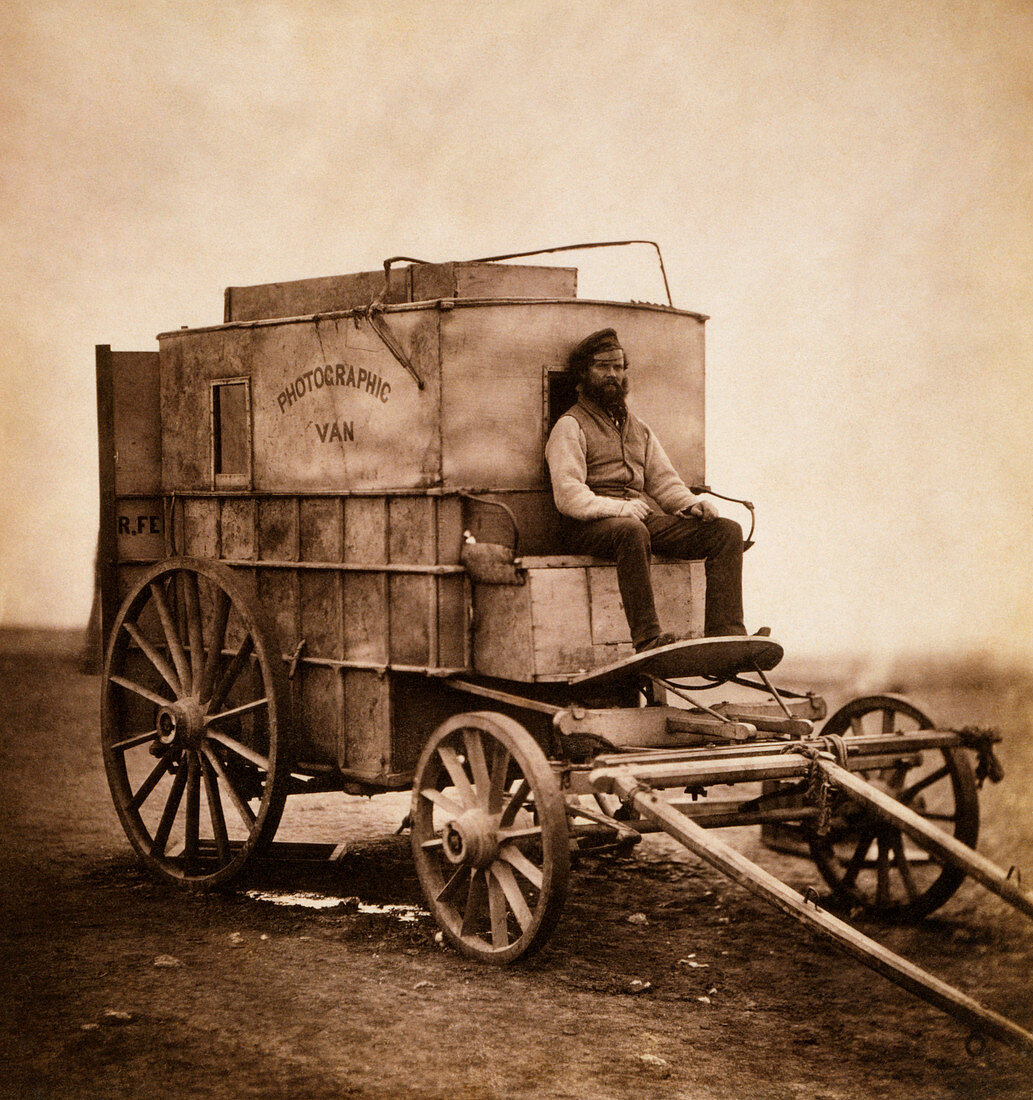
[545,396,701,522]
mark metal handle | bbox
[690,486,757,550]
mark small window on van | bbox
[546,370,579,434]
[212,379,251,488]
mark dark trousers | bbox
[566,513,746,646]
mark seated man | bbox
[545,328,748,652]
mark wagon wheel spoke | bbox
[111,728,159,753]
[206,730,271,771]
[881,708,897,734]
[436,745,477,804]
[497,825,543,844]
[151,764,188,857]
[207,634,255,715]
[204,698,270,727]
[840,826,877,888]
[202,746,257,827]
[490,862,532,931]
[488,740,511,814]
[464,729,491,802]
[500,779,531,827]
[891,833,922,903]
[199,752,231,864]
[497,843,544,889]
[487,870,511,947]
[150,579,191,692]
[128,753,174,811]
[109,675,173,710]
[462,868,489,937]
[898,765,950,806]
[122,620,183,697]
[181,570,205,688]
[419,787,465,819]
[875,836,892,908]
[184,752,201,866]
[198,588,231,704]
[436,865,470,905]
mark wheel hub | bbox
[441,810,499,869]
[156,699,207,749]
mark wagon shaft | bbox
[587,748,1033,1060]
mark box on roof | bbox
[224,261,578,322]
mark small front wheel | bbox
[410,712,569,963]
[807,694,978,920]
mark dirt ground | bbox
[1,630,1032,1099]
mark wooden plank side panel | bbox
[221,498,257,560]
[161,329,256,492]
[343,573,388,664]
[440,305,557,490]
[586,560,706,646]
[653,561,706,639]
[344,497,387,564]
[388,574,431,666]
[472,562,699,679]
[116,563,159,608]
[161,309,442,493]
[258,498,299,561]
[115,498,165,562]
[111,351,162,496]
[437,574,470,669]
[436,495,464,565]
[296,665,340,765]
[257,569,297,657]
[409,264,456,303]
[471,584,535,681]
[300,497,343,561]
[388,496,436,564]
[528,568,595,674]
[341,670,392,778]
[99,349,164,630]
[588,568,631,644]
[182,498,219,559]
[300,571,341,660]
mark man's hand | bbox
[619,499,652,521]
[684,499,718,522]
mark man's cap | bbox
[568,328,624,374]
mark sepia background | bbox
[1,0,1031,669]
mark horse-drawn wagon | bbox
[96,243,1033,1057]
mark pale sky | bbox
[1,0,1031,667]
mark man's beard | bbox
[582,375,629,416]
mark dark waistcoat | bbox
[564,398,651,501]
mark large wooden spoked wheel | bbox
[410,712,570,963]
[808,694,978,920]
[102,558,292,888]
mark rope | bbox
[956,726,1005,787]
